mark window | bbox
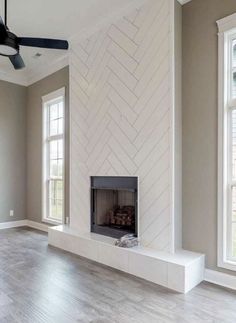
[42,88,65,224]
[217,15,236,270]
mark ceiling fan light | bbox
[0,44,17,56]
[0,31,19,57]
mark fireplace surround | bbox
[48,0,205,294]
[91,176,138,239]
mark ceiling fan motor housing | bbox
[0,31,19,56]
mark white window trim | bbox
[42,87,65,225]
[217,14,236,271]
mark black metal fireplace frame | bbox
[90,176,138,239]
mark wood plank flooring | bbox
[0,227,236,322]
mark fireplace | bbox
[91,176,138,239]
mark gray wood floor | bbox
[0,228,236,323]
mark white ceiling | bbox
[0,0,145,85]
[0,0,192,86]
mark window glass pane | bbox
[48,180,63,221]
[49,181,56,199]
[50,103,58,120]
[232,110,236,180]
[58,118,63,134]
[50,119,58,136]
[50,160,63,178]
[58,102,63,118]
[231,187,236,259]
[232,223,236,258]
[56,199,63,220]
[49,198,57,219]
[232,187,236,221]
[232,72,236,99]
[58,140,63,159]
[233,42,236,68]
[49,140,63,178]
[58,160,63,178]
[56,181,63,200]
[50,141,58,160]
[50,160,58,177]
[231,41,236,98]
[49,198,63,221]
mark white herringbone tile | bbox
[134,73,169,129]
[141,190,170,232]
[138,132,169,179]
[125,9,139,24]
[108,87,137,124]
[108,41,138,73]
[134,38,169,96]
[134,0,164,45]
[70,0,172,251]
[108,105,138,142]
[108,25,138,57]
[108,56,138,91]
[108,120,137,158]
[70,51,88,78]
[134,92,170,149]
[116,17,139,40]
[108,136,138,174]
[134,112,169,165]
[108,72,137,107]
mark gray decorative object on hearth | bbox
[115,234,139,248]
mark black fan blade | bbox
[0,16,7,40]
[9,54,25,70]
[18,37,69,50]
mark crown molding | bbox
[0,71,28,86]
[0,54,69,87]
[27,54,69,86]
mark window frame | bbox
[217,14,236,271]
[42,87,65,225]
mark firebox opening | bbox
[91,177,138,239]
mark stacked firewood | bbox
[107,206,135,227]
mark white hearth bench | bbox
[48,225,205,294]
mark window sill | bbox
[42,218,62,226]
[218,259,236,272]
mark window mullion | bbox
[47,134,63,142]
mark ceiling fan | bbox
[0,0,69,70]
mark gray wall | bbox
[0,81,27,223]
[182,0,236,272]
[26,66,69,224]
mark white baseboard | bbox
[0,220,49,232]
[205,269,236,291]
[0,220,28,229]
[27,220,49,232]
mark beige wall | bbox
[0,81,27,222]
[182,0,236,272]
[26,66,69,224]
